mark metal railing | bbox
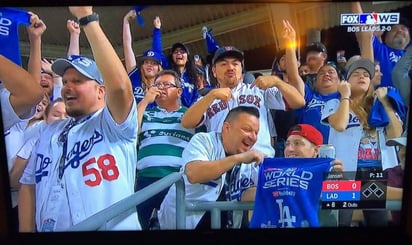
[68,171,402,231]
[67,172,184,231]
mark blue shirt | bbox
[294,84,340,144]
[373,36,406,87]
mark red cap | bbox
[287,124,323,146]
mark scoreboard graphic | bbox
[321,171,387,209]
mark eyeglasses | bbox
[152,82,179,89]
[173,49,187,54]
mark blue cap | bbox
[171,42,190,55]
[51,55,103,84]
[212,46,244,64]
[137,49,163,67]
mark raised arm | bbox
[282,19,305,97]
[152,16,162,53]
[70,6,134,123]
[152,16,168,69]
[26,11,46,84]
[66,19,81,57]
[122,9,137,73]
[351,2,374,62]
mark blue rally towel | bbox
[0,7,31,66]
[204,28,220,54]
[134,5,148,27]
[368,86,407,127]
[249,157,331,228]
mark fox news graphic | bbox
[321,170,387,209]
[249,158,332,228]
[340,12,399,32]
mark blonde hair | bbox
[350,82,375,131]
[140,64,163,90]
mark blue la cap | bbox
[137,49,163,67]
[51,55,103,84]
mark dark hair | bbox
[154,69,182,88]
[319,61,344,80]
[224,106,260,123]
[167,52,198,88]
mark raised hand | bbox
[281,19,297,44]
[153,16,161,29]
[66,19,80,35]
[27,12,46,39]
[124,9,136,22]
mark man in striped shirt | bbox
[136,69,204,229]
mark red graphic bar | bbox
[322,180,362,192]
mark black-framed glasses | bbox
[152,82,179,89]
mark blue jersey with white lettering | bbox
[0,7,30,66]
[249,157,331,228]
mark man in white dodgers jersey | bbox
[18,6,140,232]
[158,106,265,229]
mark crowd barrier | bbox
[68,171,402,231]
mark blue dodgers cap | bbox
[212,46,244,64]
[137,49,163,67]
[51,55,103,84]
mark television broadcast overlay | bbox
[321,171,387,209]
[340,12,399,32]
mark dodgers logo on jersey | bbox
[347,113,360,129]
[63,130,104,173]
[228,166,255,201]
[133,86,145,101]
[35,153,52,183]
[306,98,325,110]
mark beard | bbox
[391,36,407,48]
